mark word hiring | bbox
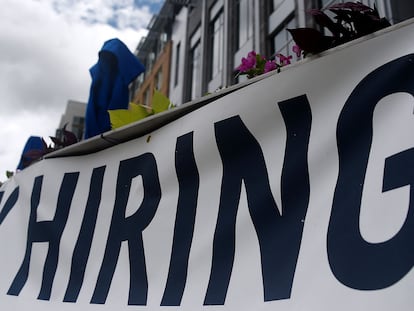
[1,55,414,306]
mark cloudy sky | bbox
[0,0,163,179]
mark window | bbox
[155,68,163,91]
[237,0,253,49]
[158,32,167,55]
[270,16,297,57]
[209,4,224,80]
[72,116,85,140]
[321,0,338,7]
[320,0,353,10]
[388,0,414,24]
[188,27,202,100]
[174,42,181,87]
[190,40,201,100]
[138,72,144,86]
[147,52,155,72]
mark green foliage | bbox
[152,89,172,114]
[109,103,150,129]
[109,89,173,130]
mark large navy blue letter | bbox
[0,187,19,225]
[161,132,200,306]
[329,54,414,290]
[64,166,106,302]
[91,153,161,305]
[8,173,79,300]
[205,95,311,305]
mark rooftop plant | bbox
[20,124,78,169]
[236,51,298,79]
[235,2,390,80]
[288,1,391,55]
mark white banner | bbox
[1,20,414,311]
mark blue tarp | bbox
[84,38,145,138]
[16,136,44,170]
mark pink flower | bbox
[237,51,257,72]
[264,60,277,73]
[276,53,293,66]
[247,51,257,59]
[292,45,302,57]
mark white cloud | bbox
[47,0,153,30]
[0,0,153,178]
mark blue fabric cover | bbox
[84,38,145,138]
[17,136,44,170]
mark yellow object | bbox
[108,103,150,129]
[108,89,173,130]
[152,89,171,114]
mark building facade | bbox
[130,0,414,107]
[132,40,173,108]
[129,2,182,107]
[56,100,86,141]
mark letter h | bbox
[7,173,79,300]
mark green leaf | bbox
[6,171,14,179]
[152,89,171,114]
[255,54,266,73]
[108,103,150,129]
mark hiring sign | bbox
[1,20,414,311]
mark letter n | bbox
[205,96,312,305]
